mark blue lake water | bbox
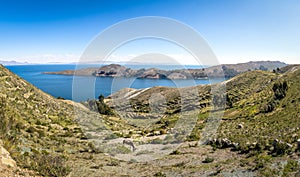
[6,64,225,102]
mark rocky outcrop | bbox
[0,140,17,175]
[0,143,16,169]
[95,64,128,77]
[205,138,239,150]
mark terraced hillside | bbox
[219,65,300,151]
[103,65,300,176]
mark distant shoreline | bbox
[42,61,287,79]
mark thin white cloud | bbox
[19,54,80,64]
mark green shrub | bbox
[202,157,214,163]
[30,154,70,177]
[107,158,120,166]
[104,133,119,140]
[273,81,288,100]
[272,142,292,156]
[26,126,36,133]
[154,172,166,177]
[282,159,298,176]
[150,138,164,144]
[106,145,131,154]
[254,154,272,170]
[260,99,276,113]
[0,96,20,153]
[170,150,180,155]
[83,95,114,115]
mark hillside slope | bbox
[220,65,300,148]
[104,65,300,176]
[0,64,99,176]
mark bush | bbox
[272,141,292,156]
[26,126,36,133]
[282,159,299,176]
[104,133,119,140]
[150,138,164,144]
[273,81,288,100]
[30,154,70,177]
[0,97,19,153]
[154,172,166,177]
[170,150,180,155]
[226,94,233,108]
[202,157,214,163]
[260,99,276,113]
[83,95,114,115]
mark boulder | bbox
[297,139,300,152]
[237,124,244,129]
[0,145,16,168]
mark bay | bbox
[6,64,225,101]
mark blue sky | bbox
[0,0,299,64]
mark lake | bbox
[6,64,225,102]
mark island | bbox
[43,61,287,79]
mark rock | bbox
[232,142,239,150]
[237,124,244,129]
[221,138,231,148]
[153,131,161,136]
[23,92,32,99]
[297,139,300,152]
[206,138,235,149]
[286,143,293,149]
[0,145,16,168]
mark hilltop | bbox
[43,61,287,79]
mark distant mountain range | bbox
[0,60,30,65]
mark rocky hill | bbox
[44,61,287,79]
